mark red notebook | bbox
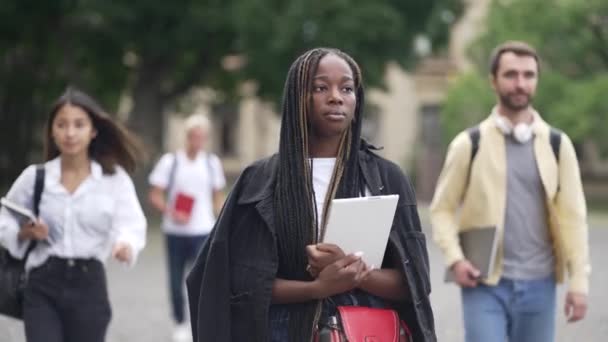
[174,192,195,217]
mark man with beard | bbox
[430,41,590,342]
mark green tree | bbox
[98,0,463,156]
[441,0,608,156]
[1,0,463,187]
[234,0,462,100]
[0,1,128,184]
[83,1,238,156]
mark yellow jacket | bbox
[430,113,591,294]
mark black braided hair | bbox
[273,47,365,341]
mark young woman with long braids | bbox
[187,48,435,341]
[0,87,147,342]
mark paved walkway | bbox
[2,212,607,341]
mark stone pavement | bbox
[1,212,607,341]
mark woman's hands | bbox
[313,253,373,298]
[272,244,407,303]
[307,244,375,298]
[305,243,345,277]
[18,219,49,241]
[112,242,133,264]
[16,218,135,265]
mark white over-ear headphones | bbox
[495,114,533,143]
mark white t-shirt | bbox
[311,158,336,228]
[311,158,371,232]
[148,150,226,236]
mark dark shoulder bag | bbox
[0,165,45,319]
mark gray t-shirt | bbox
[502,135,555,280]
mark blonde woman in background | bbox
[148,113,226,342]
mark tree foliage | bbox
[233,0,462,100]
[441,0,608,157]
[0,0,463,186]
[0,0,128,185]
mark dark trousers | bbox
[166,233,208,323]
[23,256,111,342]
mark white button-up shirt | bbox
[0,157,147,270]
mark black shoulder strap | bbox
[465,125,481,184]
[33,165,45,217]
[25,165,45,257]
[550,128,561,162]
[462,126,481,196]
[467,126,481,164]
[549,127,562,192]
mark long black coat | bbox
[186,146,436,342]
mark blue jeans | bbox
[165,233,208,323]
[462,276,556,342]
[269,289,386,341]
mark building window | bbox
[420,104,441,148]
[213,103,238,157]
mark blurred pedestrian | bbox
[430,41,590,342]
[186,47,435,342]
[0,87,147,342]
[148,113,226,342]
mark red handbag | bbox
[315,306,413,342]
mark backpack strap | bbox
[550,128,561,162]
[465,125,562,194]
[167,152,216,194]
[467,126,481,164]
[207,153,215,191]
[549,128,562,192]
[33,165,45,217]
[464,126,480,191]
[166,153,178,194]
[25,165,45,257]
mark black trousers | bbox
[23,256,112,342]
